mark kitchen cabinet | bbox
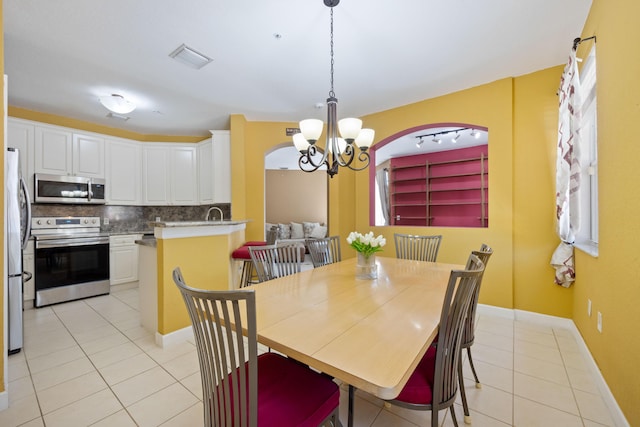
[110,234,142,285]
[23,239,35,303]
[142,144,198,205]
[7,118,35,200]
[34,124,105,178]
[106,139,142,205]
[198,138,214,204]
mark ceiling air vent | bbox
[169,44,213,69]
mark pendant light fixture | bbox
[292,0,375,178]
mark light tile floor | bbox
[2,284,618,426]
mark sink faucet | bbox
[205,206,224,221]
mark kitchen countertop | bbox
[149,220,249,227]
[135,237,157,248]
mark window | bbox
[575,46,598,256]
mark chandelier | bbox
[292,0,375,178]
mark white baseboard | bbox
[0,389,7,412]
[155,326,194,348]
[477,304,629,427]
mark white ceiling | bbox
[4,0,591,137]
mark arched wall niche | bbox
[369,122,489,227]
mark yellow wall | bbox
[156,230,244,334]
[512,66,574,318]
[355,79,516,309]
[571,0,640,423]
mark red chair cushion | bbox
[395,346,437,405]
[232,242,267,260]
[257,352,339,426]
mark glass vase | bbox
[356,252,378,280]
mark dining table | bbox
[242,255,463,426]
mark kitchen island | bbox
[137,220,247,347]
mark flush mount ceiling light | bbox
[169,43,213,69]
[99,94,136,114]
[292,0,375,178]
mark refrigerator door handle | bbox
[20,176,32,250]
[23,271,33,283]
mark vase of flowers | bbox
[347,231,386,280]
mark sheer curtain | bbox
[551,48,582,288]
[376,168,390,225]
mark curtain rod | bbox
[573,36,596,51]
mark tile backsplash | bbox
[30,203,231,234]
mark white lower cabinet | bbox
[23,240,35,303]
[110,235,142,285]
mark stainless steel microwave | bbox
[34,174,106,204]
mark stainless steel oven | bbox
[32,216,110,307]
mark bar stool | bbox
[232,226,278,288]
[232,242,265,288]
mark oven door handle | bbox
[36,236,109,249]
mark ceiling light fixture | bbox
[416,137,424,148]
[99,94,136,114]
[470,129,481,139]
[415,127,470,145]
[292,0,374,178]
[105,112,130,121]
[169,43,213,69]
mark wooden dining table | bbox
[243,256,463,427]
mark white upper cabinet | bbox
[211,130,231,203]
[142,145,171,205]
[34,124,105,178]
[106,138,142,205]
[73,133,105,178]
[198,138,214,204]
[142,144,198,205]
[7,118,35,200]
[171,145,198,205]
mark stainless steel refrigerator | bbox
[6,147,32,354]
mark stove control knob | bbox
[91,219,97,224]
[84,219,89,224]
[37,219,42,225]
[47,219,53,225]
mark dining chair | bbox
[385,253,485,427]
[458,243,493,424]
[306,235,342,268]
[248,242,303,283]
[173,267,340,427]
[394,233,443,262]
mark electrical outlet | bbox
[587,299,592,317]
[597,311,603,333]
[103,217,109,225]
[155,216,161,222]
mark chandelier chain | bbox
[329,7,335,98]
